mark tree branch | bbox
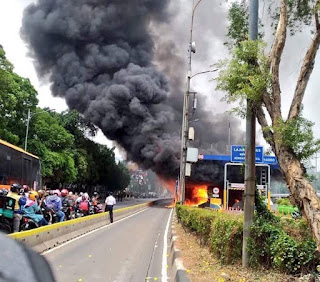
[262,90,273,117]
[255,104,275,150]
[288,0,320,120]
[269,0,288,121]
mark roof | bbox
[199,154,279,168]
[0,139,39,160]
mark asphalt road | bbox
[45,199,173,282]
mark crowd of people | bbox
[0,183,112,233]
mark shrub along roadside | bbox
[176,205,318,274]
[176,205,243,264]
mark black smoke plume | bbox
[22,0,244,180]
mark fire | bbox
[185,185,208,207]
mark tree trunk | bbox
[275,145,320,250]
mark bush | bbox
[210,212,243,263]
[176,204,318,274]
[176,205,243,263]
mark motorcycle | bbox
[93,203,104,214]
[62,202,75,220]
[0,196,16,233]
[20,216,38,231]
[41,207,59,224]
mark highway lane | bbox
[45,199,173,282]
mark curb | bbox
[9,201,154,253]
[169,210,190,282]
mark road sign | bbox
[263,156,278,165]
[231,145,264,163]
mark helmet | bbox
[84,192,89,200]
[93,192,98,196]
[10,183,21,193]
[38,189,45,198]
[54,189,61,197]
[29,191,39,201]
[0,189,8,196]
[61,189,69,197]
[68,191,73,196]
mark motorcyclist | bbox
[22,191,48,227]
[79,195,90,216]
[7,184,22,233]
[45,189,65,222]
[61,189,69,205]
[91,191,99,205]
[61,189,72,219]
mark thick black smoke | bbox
[22,0,180,177]
[22,0,244,180]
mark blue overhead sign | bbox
[263,156,278,165]
[231,145,264,163]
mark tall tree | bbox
[0,47,37,144]
[217,1,320,249]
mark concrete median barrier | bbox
[9,201,153,253]
[168,210,190,282]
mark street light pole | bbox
[24,109,50,152]
[24,109,31,151]
[179,0,204,204]
[243,0,259,268]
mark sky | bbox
[0,0,319,170]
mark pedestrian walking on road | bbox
[105,192,116,223]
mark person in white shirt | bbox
[105,192,116,223]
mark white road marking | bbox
[42,207,149,255]
[162,209,173,282]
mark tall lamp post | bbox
[179,0,209,204]
[24,109,50,151]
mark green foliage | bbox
[0,47,38,144]
[274,114,320,160]
[176,205,243,263]
[255,186,277,221]
[268,0,318,35]
[210,212,243,263]
[227,2,248,47]
[248,212,317,274]
[277,198,292,206]
[270,232,316,274]
[176,204,317,274]
[215,40,270,117]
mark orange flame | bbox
[185,185,208,207]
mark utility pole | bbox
[179,0,203,203]
[315,153,319,191]
[25,108,31,151]
[242,0,259,268]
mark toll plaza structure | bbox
[198,147,279,210]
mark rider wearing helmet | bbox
[7,184,22,232]
[79,195,90,216]
[91,191,99,206]
[45,190,65,222]
[22,191,48,227]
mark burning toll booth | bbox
[188,154,281,209]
